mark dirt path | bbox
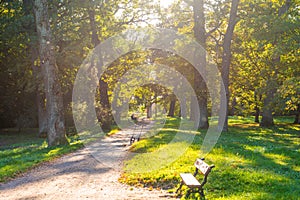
[0,123,175,200]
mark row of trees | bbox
[1,0,299,146]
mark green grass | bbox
[119,116,300,200]
[0,126,119,183]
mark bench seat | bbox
[176,158,214,198]
[180,173,201,188]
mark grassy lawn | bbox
[0,126,119,183]
[119,116,300,200]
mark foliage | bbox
[231,0,300,119]
[1,0,299,129]
[0,1,37,128]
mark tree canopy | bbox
[0,0,299,145]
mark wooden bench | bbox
[176,158,214,199]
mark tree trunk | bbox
[32,49,47,137]
[30,43,48,137]
[37,91,47,137]
[260,109,274,127]
[254,93,261,123]
[260,85,275,128]
[193,0,208,129]
[219,0,239,132]
[293,104,300,124]
[168,99,176,117]
[254,105,260,123]
[180,96,187,119]
[190,96,197,121]
[230,97,237,116]
[99,79,112,131]
[260,80,276,127]
[33,0,68,146]
[147,103,152,118]
[88,8,112,132]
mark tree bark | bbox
[193,0,208,129]
[180,96,187,118]
[147,103,152,118]
[254,104,260,123]
[33,0,68,146]
[32,47,47,137]
[230,97,237,116]
[219,0,239,132]
[260,87,275,127]
[254,94,261,123]
[31,52,48,137]
[99,78,112,131]
[36,89,47,137]
[88,8,112,132]
[168,95,176,117]
[190,97,197,121]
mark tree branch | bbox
[206,21,223,39]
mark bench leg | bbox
[185,189,192,198]
[184,188,203,199]
[199,188,205,199]
[175,182,183,195]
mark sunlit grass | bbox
[120,116,300,200]
[0,134,83,182]
[0,127,119,183]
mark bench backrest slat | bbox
[194,158,211,175]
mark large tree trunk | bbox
[219,0,239,132]
[193,0,208,129]
[33,0,68,146]
[88,8,112,132]
[260,85,275,127]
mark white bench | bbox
[176,158,214,198]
